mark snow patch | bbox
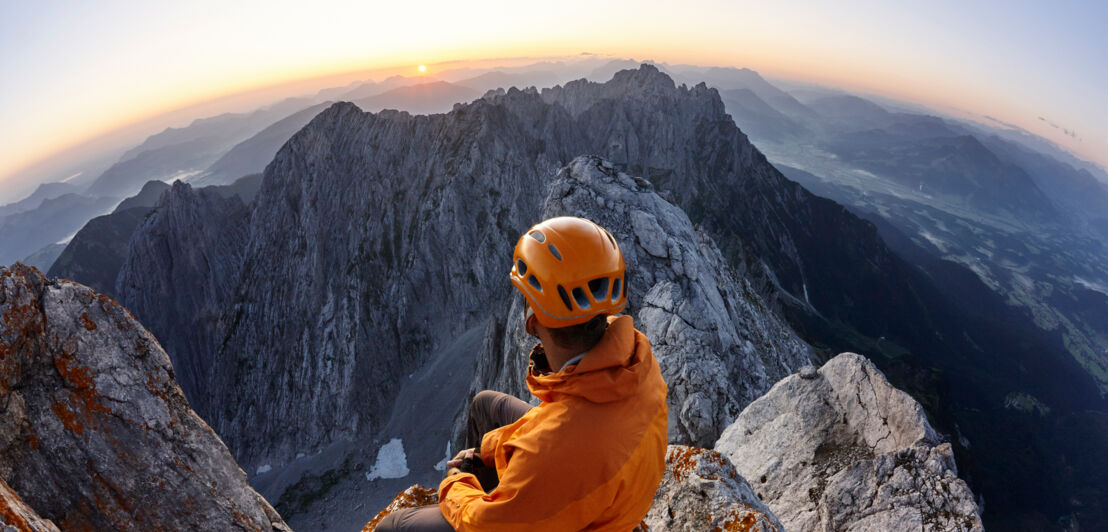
[365,438,410,481]
[256,464,272,475]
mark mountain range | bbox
[4,60,1107,530]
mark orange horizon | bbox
[4,50,1104,188]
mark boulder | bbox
[0,263,289,531]
[644,445,782,532]
[716,352,982,531]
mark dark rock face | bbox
[0,264,288,531]
[47,207,151,298]
[116,182,251,411]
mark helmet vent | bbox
[557,285,574,311]
[528,231,546,243]
[547,244,563,261]
[516,259,527,276]
[604,230,617,250]
[611,278,622,301]
[528,275,543,292]
[588,277,609,302]
[571,287,591,310]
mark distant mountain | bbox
[20,242,66,272]
[979,134,1108,228]
[676,67,819,123]
[331,75,427,102]
[86,99,319,198]
[825,133,1059,220]
[0,193,116,265]
[196,103,332,186]
[586,59,656,82]
[352,81,481,115]
[453,70,563,93]
[112,179,172,213]
[805,94,895,130]
[718,88,805,141]
[50,174,261,299]
[115,98,314,163]
[0,182,80,217]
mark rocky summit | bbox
[716,352,983,531]
[0,264,288,531]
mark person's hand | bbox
[446,448,479,469]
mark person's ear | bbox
[525,312,539,338]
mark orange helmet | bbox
[510,217,627,328]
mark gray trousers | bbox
[373,390,532,531]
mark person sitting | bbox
[377,216,668,531]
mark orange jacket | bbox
[438,315,668,531]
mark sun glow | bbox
[418,65,427,73]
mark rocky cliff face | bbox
[474,157,812,446]
[116,181,251,410]
[117,65,833,471]
[0,264,288,530]
[716,353,982,531]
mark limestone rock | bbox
[716,352,982,531]
[644,445,782,532]
[531,156,813,446]
[0,478,58,532]
[0,264,288,531]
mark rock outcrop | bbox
[0,264,288,531]
[474,157,812,446]
[644,445,782,532]
[0,478,59,532]
[716,352,982,531]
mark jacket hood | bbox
[527,315,655,403]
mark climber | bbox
[376,216,669,531]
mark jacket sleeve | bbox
[478,425,509,467]
[437,442,607,532]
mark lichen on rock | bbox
[0,263,289,531]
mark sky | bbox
[2,0,1106,191]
